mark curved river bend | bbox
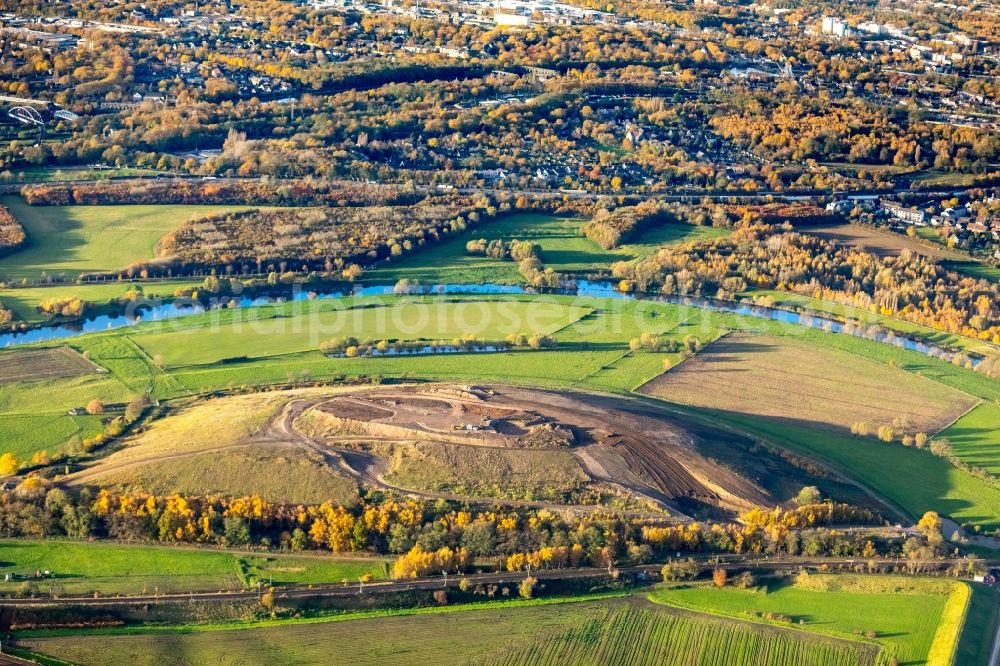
[0,281,983,367]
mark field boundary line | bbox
[573,313,701,387]
[12,591,632,638]
[633,329,731,394]
[572,349,633,386]
[122,335,191,397]
[934,400,985,438]
[645,593,882,654]
[546,306,597,338]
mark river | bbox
[0,281,984,367]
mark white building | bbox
[857,21,883,35]
[883,202,926,225]
[495,12,531,27]
[821,16,849,38]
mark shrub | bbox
[661,558,699,581]
[712,568,728,587]
[518,575,538,600]
[795,486,822,505]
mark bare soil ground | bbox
[640,334,977,435]
[0,346,98,385]
[295,385,775,516]
[804,222,961,260]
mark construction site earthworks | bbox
[70,384,877,521]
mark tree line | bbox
[0,205,26,258]
[0,484,930,576]
[609,217,1000,351]
[20,180,421,208]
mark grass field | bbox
[0,368,135,416]
[371,213,728,284]
[0,197,258,281]
[0,279,204,324]
[679,406,1000,531]
[937,402,1000,477]
[955,584,1000,666]
[0,540,242,595]
[17,596,876,666]
[239,553,391,586]
[642,333,979,434]
[649,575,954,664]
[157,346,624,395]
[0,367,137,458]
[941,260,1000,284]
[132,299,592,368]
[0,539,390,596]
[0,414,103,459]
[93,444,360,506]
[578,349,681,392]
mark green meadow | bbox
[17,595,877,666]
[938,401,1000,476]
[370,212,728,284]
[0,279,203,324]
[0,539,390,596]
[131,299,593,367]
[678,407,1000,531]
[0,197,257,282]
[649,576,957,665]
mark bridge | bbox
[7,106,44,127]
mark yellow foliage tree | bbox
[0,452,18,476]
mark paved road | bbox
[0,556,969,608]
[991,615,1000,666]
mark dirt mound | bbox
[69,384,793,517]
[296,385,777,516]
